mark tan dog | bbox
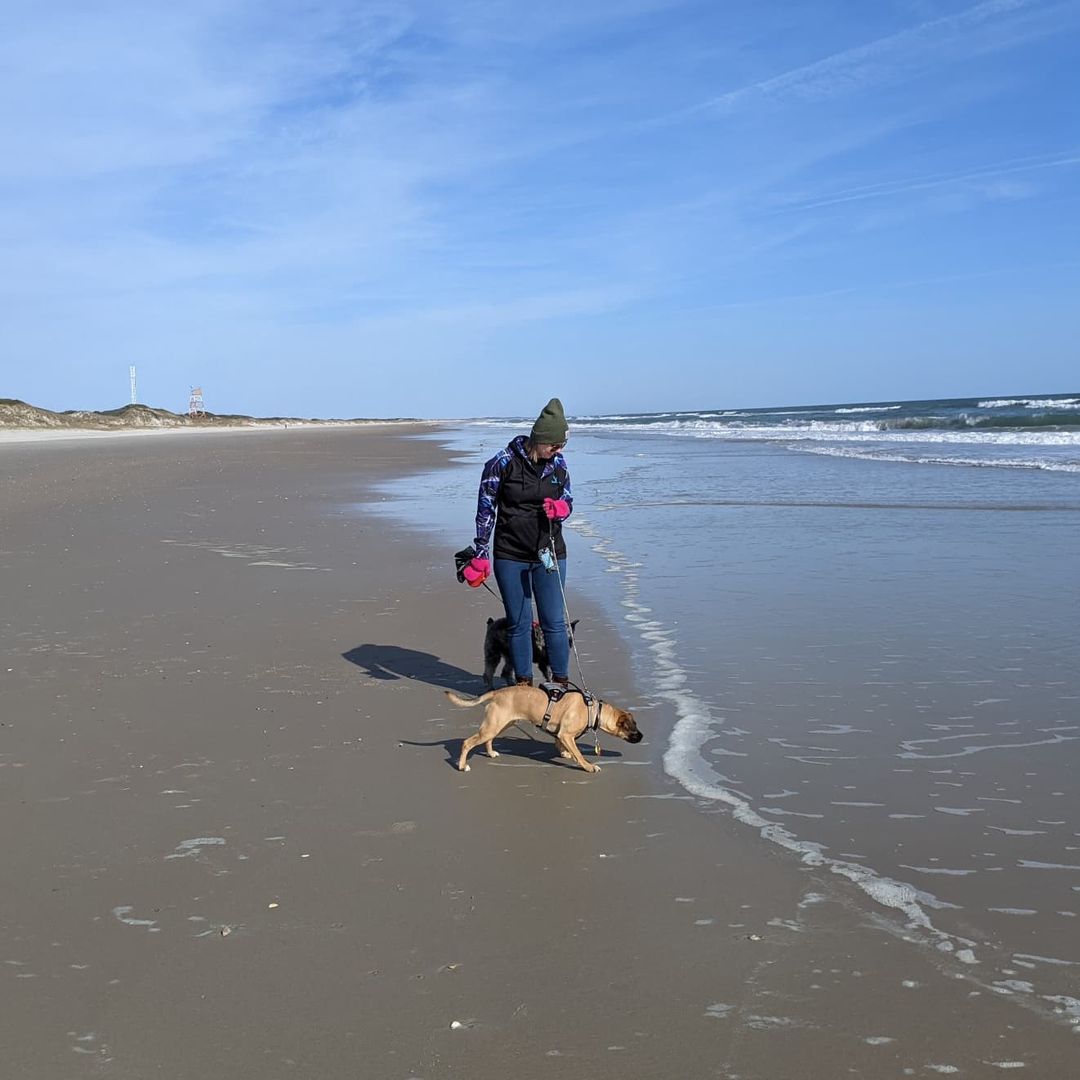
[446,684,642,774]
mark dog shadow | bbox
[342,644,479,692]
[401,731,625,772]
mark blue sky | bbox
[2,0,1078,418]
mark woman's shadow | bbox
[341,643,478,692]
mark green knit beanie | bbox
[530,398,568,444]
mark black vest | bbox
[494,453,569,563]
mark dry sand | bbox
[2,427,1075,1078]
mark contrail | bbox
[766,149,1080,214]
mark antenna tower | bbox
[188,386,206,418]
[129,365,138,405]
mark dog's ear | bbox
[486,617,494,625]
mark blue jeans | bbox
[493,557,569,681]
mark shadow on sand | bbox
[398,730,561,771]
[342,643,479,692]
[399,729,621,772]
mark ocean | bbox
[375,392,1080,1031]
[574,393,1080,473]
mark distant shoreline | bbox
[0,398,432,437]
[0,420,447,446]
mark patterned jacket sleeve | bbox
[557,455,573,516]
[473,451,508,560]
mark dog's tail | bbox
[445,689,496,708]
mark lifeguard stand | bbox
[188,387,205,418]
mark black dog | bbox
[482,617,580,689]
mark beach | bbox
[2,423,1078,1079]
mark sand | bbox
[2,426,1076,1079]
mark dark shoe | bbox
[552,675,569,688]
[516,676,533,687]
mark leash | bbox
[545,518,602,757]
[462,510,601,754]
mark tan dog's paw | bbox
[486,749,500,759]
[584,763,601,774]
[460,764,471,772]
[559,749,572,759]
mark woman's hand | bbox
[543,498,570,520]
[462,557,490,587]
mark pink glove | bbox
[543,498,570,520]
[462,557,490,588]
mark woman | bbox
[462,398,573,687]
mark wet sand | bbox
[2,426,1076,1078]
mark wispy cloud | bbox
[692,0,1049,114]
